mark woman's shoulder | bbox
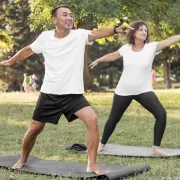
[145,42,159,46]
[121,43,131,48]
[120,43,131,50]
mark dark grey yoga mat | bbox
[66,143,180,158]
[0,154,150,179]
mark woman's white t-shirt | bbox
[115,42,159,96]
[30,29,92,95]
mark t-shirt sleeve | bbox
[78,29,93,46]
[86,30,93,45]
[118,44,127,57]
[30,33,44,54]
[150,42,160,55]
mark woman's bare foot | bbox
[98,143,105,152]
[12,159,26,169]
[87,165,107,175]
[152,145,168,156]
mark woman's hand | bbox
[116,24,134,33]
[89,60,99,69]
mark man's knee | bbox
[87,115,99,131]
[28,126,43,136]
[28,121,45,136]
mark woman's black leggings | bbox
[101,91,166,146]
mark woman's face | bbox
[134,25,148,42]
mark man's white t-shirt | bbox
[115,42,159,96]
[30,29,92,95]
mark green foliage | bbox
[29,0,56,31]
[1,0,180,91]
[0,31,12,44]
[0,79,9,92]
[29,0,125,30]
[0,31,13,53]
[0,0,44,91]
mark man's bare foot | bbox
[98,143,105,152]
[152,145,168,156]
[12,159,26,169]
[87,165,107,175]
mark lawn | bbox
[0,90,180,180]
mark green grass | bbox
[0,90,180,179]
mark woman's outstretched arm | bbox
[156,35,180,52]
[89,51,120,69]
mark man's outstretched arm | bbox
[88,24,134,42]
[0,46,34,66]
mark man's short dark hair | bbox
[52,5,69,17]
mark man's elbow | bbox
[24,46,34,56]
[88,31,98,42]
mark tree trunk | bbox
[83,46,94,90]
[108,68,114,88]
[17,78,23,92]
[99,74,104,86]
[163,51,172,88]
[76,19,98,91]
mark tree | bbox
[0,0,44,91]
[2,0,180,90]
[29,0,170,90]
[147,0,180,88]
[0,31,13,55]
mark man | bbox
[0,5,132,174]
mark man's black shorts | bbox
[32,93,91,124]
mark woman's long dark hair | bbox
[127,21,150,45]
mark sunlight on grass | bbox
[0,92,39,103]
[8,120,30,127]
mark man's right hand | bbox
[0,60,13,66]
[0,46,34,67]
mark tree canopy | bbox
[1,0,180,91]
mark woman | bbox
[90,21,180,156]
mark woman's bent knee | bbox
[160,109,166,120]
[156,109,166,123]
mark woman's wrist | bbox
[96,59,100,63]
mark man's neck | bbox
[54,28,71,39]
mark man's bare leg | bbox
[75,106,106,174]
[12,120,46,169]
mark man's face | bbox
[53,8,73,30]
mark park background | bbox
[0,0,180,92]
[1,0,180,179]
